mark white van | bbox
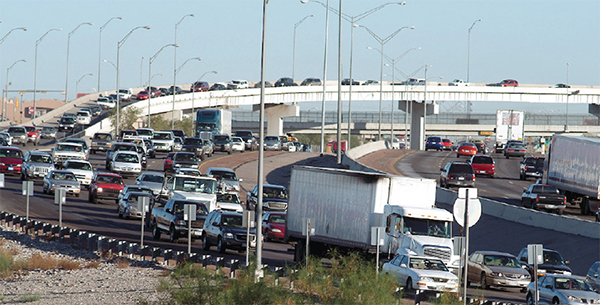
[227,80,249,90]
[76,111,92,125]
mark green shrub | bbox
[0,248,14,277]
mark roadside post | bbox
[22,181,34,221]
[54,188,66,227]
[454,187,482,305]
[0,174,4,212]
[302,218,315,268]
[242,210,255,266]
[183,204,197,255]
[138,196,150,248]
[453,236,466,288]
[370,226,385,275]
[528,244,543,305]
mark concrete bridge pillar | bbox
[253,104,299,135]
[399,100,439,150]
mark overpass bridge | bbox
[11,81,600,149]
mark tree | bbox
[107,106,142,134]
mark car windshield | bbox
[114,144,136,152]
[94,134,113,141]
[461,143,476,148]
[450,164,473,173]
[509,144,526,149]
[60,118,75,123]
[409,258,448,271]
[234,131,252,137]
[221,215,243,228]
[483,255,521,268]
[153,133,172,140]
[0,148,23,159]
[173,177,216,194]
[8,127,25,134]
[217,193,240,204]
[402,218,451,238]
[214,135,229,142]
[472,156,493,164]
[184,138,202,145]
[51,172,77,181]
[174,153,197,162]
[96,175,123,185]
[30,154,52,163]
[265,136,279,142]
[211,170,237,181]
[263,187,287,199]
[55,144,82,152]
[115,153,139,163]
[24,127,35,132]
[43,127,55,131]
[126,193,151,203]
[77,112,88,117]
[554,278,592,291]
[65,162,92,171]
[173,201,209,216]
[137,129,153,136]
[268,214,286,224]
[142,174,164,183]
[232,138,243,143]
[66,140,87,149]
[544,251,565,265]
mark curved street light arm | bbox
[392,46,421,63]
[150,44,178,63]
[176,57,202,74]
[295,14,314,28]
[0,27,27,45]
[8,59,26,71]
[119,26,150,46]
[100,17,122,31]
[353,2,405,22]
[469,18,482,32]
[69,22,93,37]
[103,59,117,70]
[197,70,218,82]
[382,25,414,44]
[37,28,62,45]
[176,14,195,29]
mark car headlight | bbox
[420,277,433,282]
[225,233,234,239]
[192,165,199,169]
[97,187,103,192]
[176,220,186,226]
[272,228,281,233]
[567,295,584,302]
[491,272,503,277]
[0,163,5,166]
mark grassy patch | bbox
[20,294,41,303]
[84,261,101,269]
[0,248,14,278]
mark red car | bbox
[456,142,478,158]
[0,146,24,175]
[261,211,286,242]
[500,79,519,87]
[23,126,40,145]
[88,172,125,204]
[136,91,150,100]
[163,152,176,173]
[442,139,453,151]
[145,86,162,97]
[469,155,495,178]
[190,81,209,92]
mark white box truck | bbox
[543,134,600,215]
[285,166,460,272]
[494,110,524,153]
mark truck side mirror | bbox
[166,208,171,213]
[239,178,243,182]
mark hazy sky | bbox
[0,0,598,114]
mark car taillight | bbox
[536,195,539,203]
[524,166,528,170]
[563,197,567,205]
[472,174,476,181]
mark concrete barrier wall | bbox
[341,140,388,173]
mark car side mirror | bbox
[212,222,219,226]
[400,263,407,268]
[239,178,243,182]
[565,260,570,265]
[440,168,444,171]
[166,208,172,213]
[241,201,245,206]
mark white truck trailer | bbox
[543,134,600,215]
[494,110,525,153]
[285,166,459,272]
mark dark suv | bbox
[202,210,257,254]
[519,157,544,180]
[439,161,475,188]
[516,247,572,278]
[191,81,209,92]
[274,77,296,87]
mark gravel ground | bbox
[0,227,169,304]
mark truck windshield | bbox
[197,123,216,131]
[30,155,52,163]
[173,177,216,194]
[153,133,172,140]
[94,134,113,141]
[403,218,451,238]
[56,144,82,152]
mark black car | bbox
[212,134,232,154]
[169,129,186,139]
[274,77,296,87]
[516,247,572,279]
[209,83,227,91]
[143,139,156,158]
[341,78,360,85]
[59,116,76,132]
[439,161,475,188]
[519,157,545,180]
[232,130,258,151]
[202,210,257,253]
[168,86,184,95]
[300,78,322,86]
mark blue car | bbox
[426,136,444,151]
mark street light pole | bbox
[98,17,122,93]
[336,0,342,164]
[361,24,414,140]
[139,57,144,88]
[116,26,151,137]
[4,59,26,121]
[65,22,93,103]
[172,14,194,130]
[191,70,217,135]
[75,73,93,98]
[172,57,202,130]
[148,43,178,127]
[466,19,481,83]
[292,14,313,81]
[33,28,62,119]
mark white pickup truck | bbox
[52,142,86,168]
[96,97,116,109]
[118,88,133,101]
[160,174,217,211]
[152,131,175,152]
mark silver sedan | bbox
[42,170,81,197]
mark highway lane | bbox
[0,142,306,267]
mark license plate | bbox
[478,170,484,173]
[458,177,465,180]
[193,231,202,236]
[8,167,13,171]
[508,281,517,286]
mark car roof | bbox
[263,184,286,189]
[64,159,91,164]
[95,172,122,177]
[212,210,242,216]
[56,142,83,146]
[140,171,164,177]
[50,170,75,174]
[28,151,51,156]
[474,250,516,257]
[125,191,152,197]
[207,167,235,173]
[115,151,138,155]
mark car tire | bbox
[92,194,98,204]
[506,155,510,159]
[406,278,414,293]
[526,294,534,305]
[557,209,563,215]
[42,184,47,194]
[118,207,123,218]
[227,150,231,155]
[202,234,210,250]
[75,193,79,198]
[20,172,25,181]
[521,199,527,208]
[169,225,178,243]
[152,221,161,240]
[217,237,226,253]
[481,273,489,289]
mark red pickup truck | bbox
[88,172,124,204]
[23,126,40,146]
